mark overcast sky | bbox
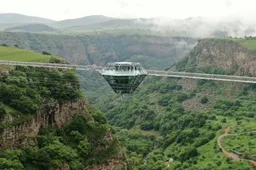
[0,0,255,20]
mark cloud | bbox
[134,16,256,38]
[118,0,129,8]
[1,0,256,20]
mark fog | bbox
[135,16,256,38]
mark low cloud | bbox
[134,16,256,38]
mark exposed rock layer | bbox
[0,99,88,148]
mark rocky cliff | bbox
[0,62,126,169]
[0,99,88,148]
[187,38,256,76]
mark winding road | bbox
[217,127,256,169]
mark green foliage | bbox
[6,24,57,33]
[0,106,118,170]
[64,116,88,135]
[94,65,256,170]
[0,102,6,119]
[176,56,190,71]
[0,150,24,170]
[200,96,209,104]
[0,46,53,62]
[0,67,81,116]
[1,43,8,47]
[0,158,24,170]
[178,147,198,162]
[239,39,256,50]
[42,51,51,55]
[222,133,256,155]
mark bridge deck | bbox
[1,60,256,84]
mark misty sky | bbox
[0,0,255,20]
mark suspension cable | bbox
[1,60,256,84]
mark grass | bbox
[205,37,256,51]
[196,134,252,170]
[222,133,256,155]
[239,39,256,51]
[0,46,52,62]
[212,37,256,51]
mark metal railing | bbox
[147,70,256,83]
[1,60,256,84]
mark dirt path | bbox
[250,160,256,169]
[217,127,256,169]
[217,127,240,161]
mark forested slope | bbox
[0,47,125,170]
[0,32,197,69]
[95,38,256,170]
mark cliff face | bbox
[0,32,197,69]
[0,99,88,148]
[189,39,256,75]
[0,63,126,169]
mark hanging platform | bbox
[100,62,148,94]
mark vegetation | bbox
[239,39,256,50]
[42,51,51,55]
[0,62,81,128]
[0,111,118,169]
[0,31,197,70]
[77,37,256,169]
[1,33,256,169]
[197,37,256,51]
[5,24,57,33]
[94,73,256,169]
[0,48,120,169]
[222,133,256,156]
[0,46,55,62]
[200,96,209,104]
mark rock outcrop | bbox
[189,39,256,76]
[0,99,89,148]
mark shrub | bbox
[0,102,6,119]
[1,44,8,47]
[42,51,51,55]
[140,121,154,130]
[200,96,209,104]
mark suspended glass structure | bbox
[100,62,148,94]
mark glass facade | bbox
[101,62,148,94]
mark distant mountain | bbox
[69,18,156,30]
[52,15,113,28]
[0,13,55,24]
[5,24,57,32]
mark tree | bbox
[200,96,209,104]
[77,141,91,156]
[0,158,24,169]
[42,51,51,55]
[0,102,6,119]
[1,44,8,47]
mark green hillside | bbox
[211,37,256,51]
[5,24,57,33]
[52,15,113,28]
[0,46,55,62]
[0,32,197,69]
[0,13,55,24]
[0,48,122,169]
[1,33,256,169]
[91,39,256,170]
[239,39,256,50]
